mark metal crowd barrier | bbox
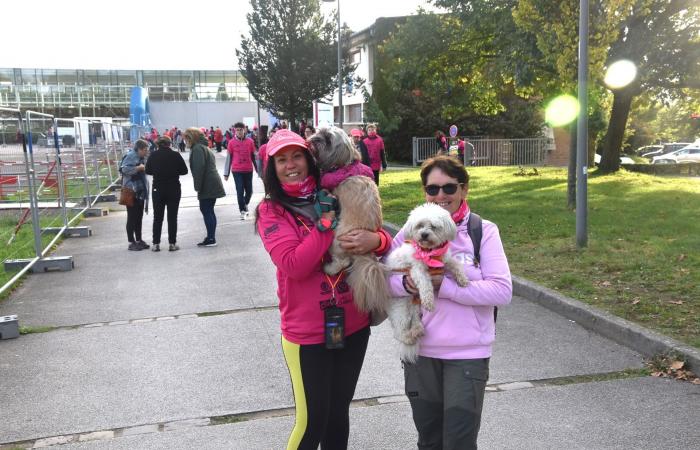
[0,107,126,296]
[412,136,550,167]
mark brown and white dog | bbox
[308,127,389,315]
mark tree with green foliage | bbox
[237,0,350,128]
[598,0,700,173]
[368,12,543,161]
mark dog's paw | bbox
[454,272,469,287]
[407,322,425,341]
[421,293,435,312]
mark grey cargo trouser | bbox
[404,356,490,450]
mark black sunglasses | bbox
[424,183,462,196]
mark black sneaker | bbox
[169,243,180,252]
[152,244,161,252]
[136,240,150,250]
[197,238,217,247]
[128,242,142,251]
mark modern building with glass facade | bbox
[0,68,254,119]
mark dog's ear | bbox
[440,212,457,240]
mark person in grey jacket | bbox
[120,139,150,251]
[185,127,226,247]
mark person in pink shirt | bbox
[224,122,257,220]
[362,123,387,185]
[256,129,392,450]
[385,155,512,449]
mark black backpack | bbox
[466,213,498,324]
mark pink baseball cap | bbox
[267,129,309,157]
[350,128,363,137]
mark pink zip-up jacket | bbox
[257,200,370,345]
[386,213,512,359]
[225,137,256,174]
[362,135,386,171]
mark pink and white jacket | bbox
[257,201,370,345]
[386,213,512,359]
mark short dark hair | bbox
[420,155,469,187]
[234,122,245,129]
[134,139,150,151]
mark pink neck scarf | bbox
[452,200,469,223]
[281,176,317,198]
[411,240,449,268]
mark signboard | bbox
[313,101,334,128]
[449,124,458,138]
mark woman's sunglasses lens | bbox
[425,183,458,195]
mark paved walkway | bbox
[0,151,698,449]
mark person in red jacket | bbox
[362,123,387,185]
[255,129,391,450]
[213,127,224,153]
[224,122,257,220]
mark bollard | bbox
[0,315,20,340]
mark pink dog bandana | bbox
[411,240,449,268]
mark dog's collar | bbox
[408,240,449,268]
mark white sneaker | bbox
[244,211,250,219]
[240,211,246,221]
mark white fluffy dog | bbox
[386,203,469,362]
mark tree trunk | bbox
[599,88,634,174]
[567,123,576,210]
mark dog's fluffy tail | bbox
[398,342,420,364]
[347,255,390,313]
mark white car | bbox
[594,154,635,165]
[652,145,700,164]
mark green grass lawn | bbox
[0,215,68,295]
[380,167,700,349]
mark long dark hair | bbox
[254,150,320,232]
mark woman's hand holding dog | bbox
[338,230,381,255]
[403,274,444,294]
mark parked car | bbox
[594,153,636,165]
[634,144,662,156]
[642,142,692,160]
[652,144,700,164]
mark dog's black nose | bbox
[421,232,429,240]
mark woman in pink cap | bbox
[255,129,392,450]
[362,123,387,184]
[350,128,371,168]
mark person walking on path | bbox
[145,136,188,252]
[255,130,391,450]
[385,155,512,450]
[224,122,257,220]
[120,139,150,251]
[362,123,387,185]
[185,127,226,247]
[214,126,224,153]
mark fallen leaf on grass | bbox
[677,254,686,262]
[692,379,700,385]
[651,371,664,377]
[631,298,640,305]
[670,361,685,370]
[668,300,684,305]
[601,281,612,287]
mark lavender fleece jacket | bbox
[386,213,513,359]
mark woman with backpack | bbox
[384,155,512,450]
[120,139,150,251]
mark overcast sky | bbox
[1,0,440,70]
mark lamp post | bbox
[323,0,343,129]
[576,0,588,247]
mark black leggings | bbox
[125,198,144,243]
[282,327,370,450]
[152,186,181,244]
